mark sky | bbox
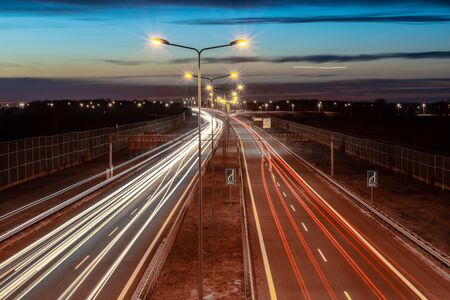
[1,0,450,102]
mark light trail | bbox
[232,115,432,299]
[0,110,223,299]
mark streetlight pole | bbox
[151,37,247,300]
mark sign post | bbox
[225,168,236,208]
[225,168,236,185]
[367,170,378,203]
[330,135,334,177]
[263,118,271,129]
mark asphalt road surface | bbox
[232,115,449,300]
[0,110,223,299]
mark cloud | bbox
[0,63,27,68]
[175,14,450,25]
[0,77,190,101]
[169,51,450,64]
[294,66,347,69]
[2,1,450,15]
[1,77,449,102]
[240,78,450,100]
[99,59,150,66]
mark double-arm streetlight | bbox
[184,71,240,108]
[150,36,247,299]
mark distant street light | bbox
[151,36,247,300]
[396,103,402,114]
[184,71,240,108]
[291,103,295,112]
[422,103,426,114]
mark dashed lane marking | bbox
[75,255,90,270]
[108,227,118,237]
[344,291,352,300]
[301,222,308,232]
[318,249,327,262]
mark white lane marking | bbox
[318,249,327,262]
[0,117,216,300]
[74,255,90,270]
[344,291,352,300]
[282,192,287,197]
[108,227,118,237]
[301,222,308,232]
[261,137,428,300]
[276,182,280,187]
[235,136,278,300]
[290,205,296,212]
[130,208,137,215]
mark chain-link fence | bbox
[272,117,450,190]
[0,113,185,190]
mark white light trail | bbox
[0,110,223,300]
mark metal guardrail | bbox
[0,128,196,243]
[133,177,198,300]
[133,122,223,299]
[260,127,450,268]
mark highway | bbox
[232,115,450,300]
[0,110,223,299]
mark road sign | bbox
[263,118,271,129]
[225,168,236,185]
[367,170,378,187]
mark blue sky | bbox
[1,0,450,101]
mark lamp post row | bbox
[151,37,247,300]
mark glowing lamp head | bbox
[230,39,248,47]
[237,84,244,91]
[206,84,213,91]
[151,37,170,46]
[232,91,237,97]
[184,72,193,79]
[230,72,239,79]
